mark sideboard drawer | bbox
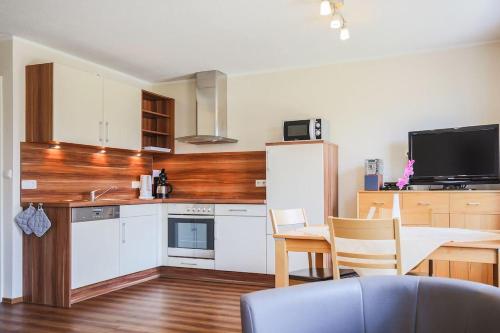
[358,192,394,218]
[402,192,449,214]
[450,193,500,214]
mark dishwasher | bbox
[71,206,120,289]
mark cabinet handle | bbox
[98,121,103,142]
[180,262,197,266]
[228,209,248,212]
[417,202,431,206]
[122,222,126,243]
[105,121,109,143]
[466,202,480,206]
[372,201,385,205]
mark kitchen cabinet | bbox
[214,204,267,274]
[103,78,141,150]
[357,191,500,284]
[449,193,500,285]
[71,218,120,289]
[53,63,103,146]
[215,215,266,273]
[120,213,159,276]
[26,62,142,150]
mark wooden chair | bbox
[375,207,434,276]
[270,209,356,282]
[270,208,314,269]
[327,216,403,279]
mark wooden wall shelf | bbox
[142,110,170,118]
[142,129,170,136]
[142,90,175,153]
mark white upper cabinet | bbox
[53,63,104,146]
[103,78,142,150]
[28,62,143,150]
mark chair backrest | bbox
[269,208,309,234]
[327,217,403,279]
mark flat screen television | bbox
[408,124,499,186]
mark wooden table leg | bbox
[315,253,324,269]
[494,249,499,288]
[275,239,289,288]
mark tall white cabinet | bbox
[265,141,338,273]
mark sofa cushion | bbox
[241,276,500,333]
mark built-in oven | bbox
[167,204,215,259]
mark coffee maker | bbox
[155,168,173,199]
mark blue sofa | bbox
[241,276,500,333]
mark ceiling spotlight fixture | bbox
[319,0,350,41]
[340,25,350,41]
[330,13,344,29]
[320,0,332,16]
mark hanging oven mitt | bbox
[28,204,52,237]
[15,203,35,235]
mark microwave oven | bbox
[283,118,326,141]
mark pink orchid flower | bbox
[397,159,415,190]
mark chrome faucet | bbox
[90,186,118,202]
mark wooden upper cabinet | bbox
[26,63,142,150]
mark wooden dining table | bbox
[273,228,500,288]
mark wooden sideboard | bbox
[357,190,500,285]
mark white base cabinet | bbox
[71,204,160,289]
[119,215,158,275]
[215,216,267,273]
[214,205,267,274]
[71,219,120,289]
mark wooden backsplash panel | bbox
[21,142,153,202]
[153,151,266,200]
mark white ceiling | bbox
[1,0,499,82]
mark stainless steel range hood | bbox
[176,70,238,144]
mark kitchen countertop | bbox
[22,197,266,208]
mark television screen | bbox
[409,124,499,184]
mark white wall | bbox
[153,43,500,217]
[0,38,14,300]
[0,36,151,298]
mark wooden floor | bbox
[0,277,267,333]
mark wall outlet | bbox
[21,180,37,190]
[255,179,266,187]
[131,181,141,189]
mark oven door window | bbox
[168,218,214,250]
[284,120,311,141]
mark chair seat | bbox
[290,268,357,282]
